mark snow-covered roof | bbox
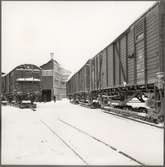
[16,69,40,71]
[16,78,40,82]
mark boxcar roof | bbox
[92,1,159,58]
[5,64,41,76]
[69,1,159,82]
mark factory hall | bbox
[40,54,71,101]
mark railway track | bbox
[40,119,145,166]
[40,120,88,165]
[78,102,164,129]
[102,107,164,129]
[58,119,146,166]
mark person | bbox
[53,95,56,103]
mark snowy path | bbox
[2,100,164,165]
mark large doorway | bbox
[42,89,51,102]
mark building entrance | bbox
[42,89,51,102]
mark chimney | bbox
[50,52,54,60]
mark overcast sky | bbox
[2,1,156,74]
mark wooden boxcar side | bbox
[94,55,98,90]
[66,60,91,98]
[78,69,81,93]
[146,4,160,83]
[127,27,135,85]
[85,60,91,93]
[90,57,95,91]
[100,49,108,89]
[66,2,164,122]
[5,74,10,94]
[120,34,127,85]
[78,2,163,93]
[72,74,75,95]
[67,2,164,93]
[76,61,91,94]
[3,64,41,97]
[107,45,114,88]
[14,66,41,94]
[96,2,162,89]
[75,73,79,94]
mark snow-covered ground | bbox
[2,99,164,165]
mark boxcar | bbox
[67,60,90,102]
[2,64,41,103]
[67,1,165,122]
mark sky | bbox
[2,1,156,75]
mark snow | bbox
[16,69,40,71]
[2,105,83,165]
[2,99,164,165]
[16,78,40,82]
[22,100,31,103]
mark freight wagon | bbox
[66,60,90,103]
[2,64,41,107]
[66,1,165,122]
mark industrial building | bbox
[40,54,71,101]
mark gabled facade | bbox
[40,58,71,101]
